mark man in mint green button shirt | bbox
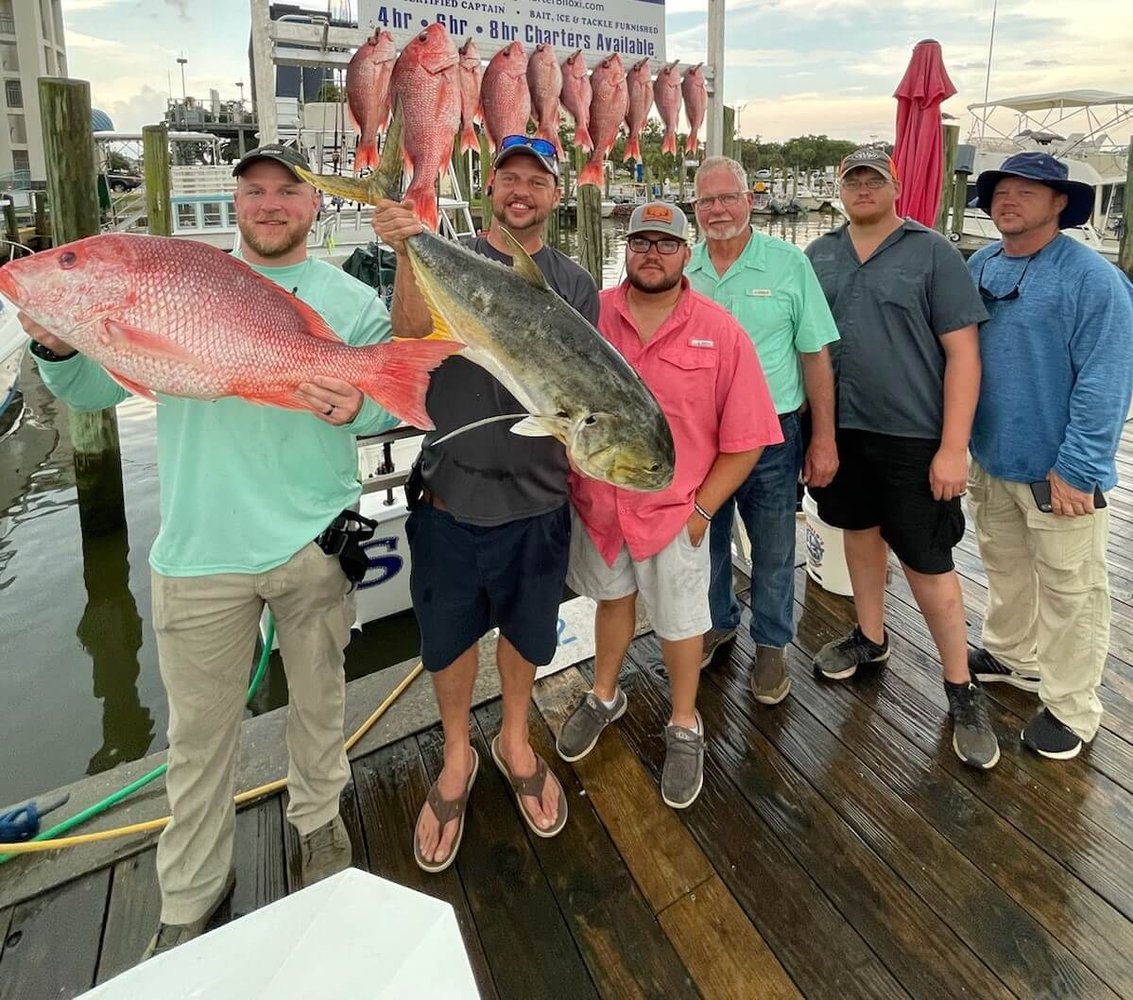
[686,156,839,705]
[23,144,397,960]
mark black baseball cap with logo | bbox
[232,144,311,180]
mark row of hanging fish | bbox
[344,24,708,227]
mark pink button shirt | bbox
[571,279,783,565]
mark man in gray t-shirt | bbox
[372,137,597,874]
[803,149,997,771]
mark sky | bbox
[62,0,1133,144]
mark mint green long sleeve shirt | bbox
[34,255,397,576]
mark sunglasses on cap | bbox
[500,135,558,158]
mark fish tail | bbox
[404,179,440,232]
[624,135,640,163]
[662,130,677,156]
[578,154,604,189]
[574,124,593,153]
[459,123,478,154]
[353,139,379,174]
[293,166,384,205]
[536,124,565,160]
[685,132,698,154]
[358,339,463,429]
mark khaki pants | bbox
[967,462,1110,741]
[152,543,354,924]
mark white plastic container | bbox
[802,489,854,597]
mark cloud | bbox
[102,85,168,133]
[1024,59,1062,67]
[164,0,190,19]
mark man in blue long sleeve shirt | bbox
[966,152,1133,760]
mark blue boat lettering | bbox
[360,536,404,589]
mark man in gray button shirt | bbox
[804,149,997,769]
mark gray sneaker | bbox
[141,868,235,961]
[751,646,791,705]
[945,680,1001,770]
[556,687,627,762]
[814,625,890,681]
[661,712,705,809]
[299,814,352,888]
[700,627,737,669]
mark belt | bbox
[421,488,448,512]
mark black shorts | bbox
[405,502,570,671]
[809,429,964,575]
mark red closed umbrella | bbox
[893,39,956,226]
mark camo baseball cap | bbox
[838,148,899,183]
[626,201,689,240]
[232,143,311,180]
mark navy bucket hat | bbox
[976,151,1094,229]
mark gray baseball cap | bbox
[626,202,689,240]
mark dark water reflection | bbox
[0,213,836,805]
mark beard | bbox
[628,265,682,294]
[492,196,550,235]
[239,217,311,260]
[703,218,748,241]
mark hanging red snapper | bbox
[682,64,707,154]
[623,58,654,163]
[527,43,564,159]
[389,23,461,231]
[480,41,531,153]
[579,53,627,189]
[653,60,682,156]
[0,234,461,428]
[457,38,483,155]
[560,50,593,153]
[346,29,397,173]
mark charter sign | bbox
[359,0,665,66]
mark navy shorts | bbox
[809,428,964,575]
[405,502,570,671]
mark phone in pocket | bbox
[1029,480,1107,512]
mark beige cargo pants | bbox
[152,542,354,924]
[968,462,1111,742]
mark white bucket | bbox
[802,490,854,597]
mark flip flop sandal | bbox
[490,735,568,839]
[413,747,479,874]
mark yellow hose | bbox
[0,662,425,855]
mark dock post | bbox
[722,106,734,161]
[143,124,172,237]
[2,196,17,245]
[39,77,126,535]
[936,124,959,233]
[949,167,969,240]
[32,190,49,248]
[574,148,602,287]
[1120,137,1133,281]
[478,132,492,232]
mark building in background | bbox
[248,3,352,110]
[0,0,67,187]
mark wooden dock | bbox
[4,438,1133,998]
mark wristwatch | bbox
[29,341,77,363]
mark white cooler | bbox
[802,489,854,597]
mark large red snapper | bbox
[578,54,627,189]
[389,23,461,231]
[527,43,564,159]
[623,57,654,163]
[480,41,531,153]
[0,235,460,428]
[653,60,682,156]
[682,64,707,154]
[457,38,483,155]
[560,50,593,153]
[346,29,397,173]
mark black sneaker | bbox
[700,628,737,669]
[1021,708,1083,760]
[968,648,1040,693]
[944,680,1000,769]
[813,625,890,681]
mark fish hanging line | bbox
[427,412,532,447]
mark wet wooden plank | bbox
[96,848,161,984]
[231,797,288,919]
[352,735,500,1000]
[0,870,109,1000]
[533,668,714,911]
[657,874,803,1000]
[474,697,699,1000]
[604,651,913,1000]
[424,721,600,1000]
[713,633,1124,1000]
[281,779,368,893]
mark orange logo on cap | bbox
[642,205,673,223]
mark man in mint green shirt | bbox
[23,144,396,960]
[686,156,839,704]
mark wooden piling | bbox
[142,124,172,237]
[478,132,492,232]
[1119,137,1133,281]
[39,77,126,535]
[949,168,969,240]
[936,124,959,233]
[33,190,49,248]
[574,148,602,288]
[722,106,734,161]
[2,196,17,245]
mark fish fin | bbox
[353,139,379,174]
[510,414,569,439]
[104,368,158,402]
[100,319,196,363]
[577,155,604,188]
[661,131,677,157]
[404,181,439,232]
[624,135,641,163]
[356,339,463,429]
[498,228,548,289]
[293,165,384,206]
[574,125,593,153]
[459,124,477,154]
[685,133,698,154]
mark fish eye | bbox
[417,31,427,41]
[648,463,661,472]
[59,251,77,269]
[583,414,598,425]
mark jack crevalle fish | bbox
[0,235,460,428]
[579,53,628,189]
[346,28,397,173]
[480,41,531,153]
[293,105,675,491]
[682,63,707,154]
[653,60,682,156]
[527,43,564,159]
[389,23,461,231]
[560,50,593,153]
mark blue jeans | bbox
[708,411,803,648]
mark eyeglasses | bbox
[628,236,684,255]
[977,247,1036,302]
[500,135,557,158]
[840,176,888,191]
[693,192,747,210]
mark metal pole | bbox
[177,56,187,102]
[38,77,126,535]
[143,124,173,237]
[250,0,278,144]
[704,0,725,157]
